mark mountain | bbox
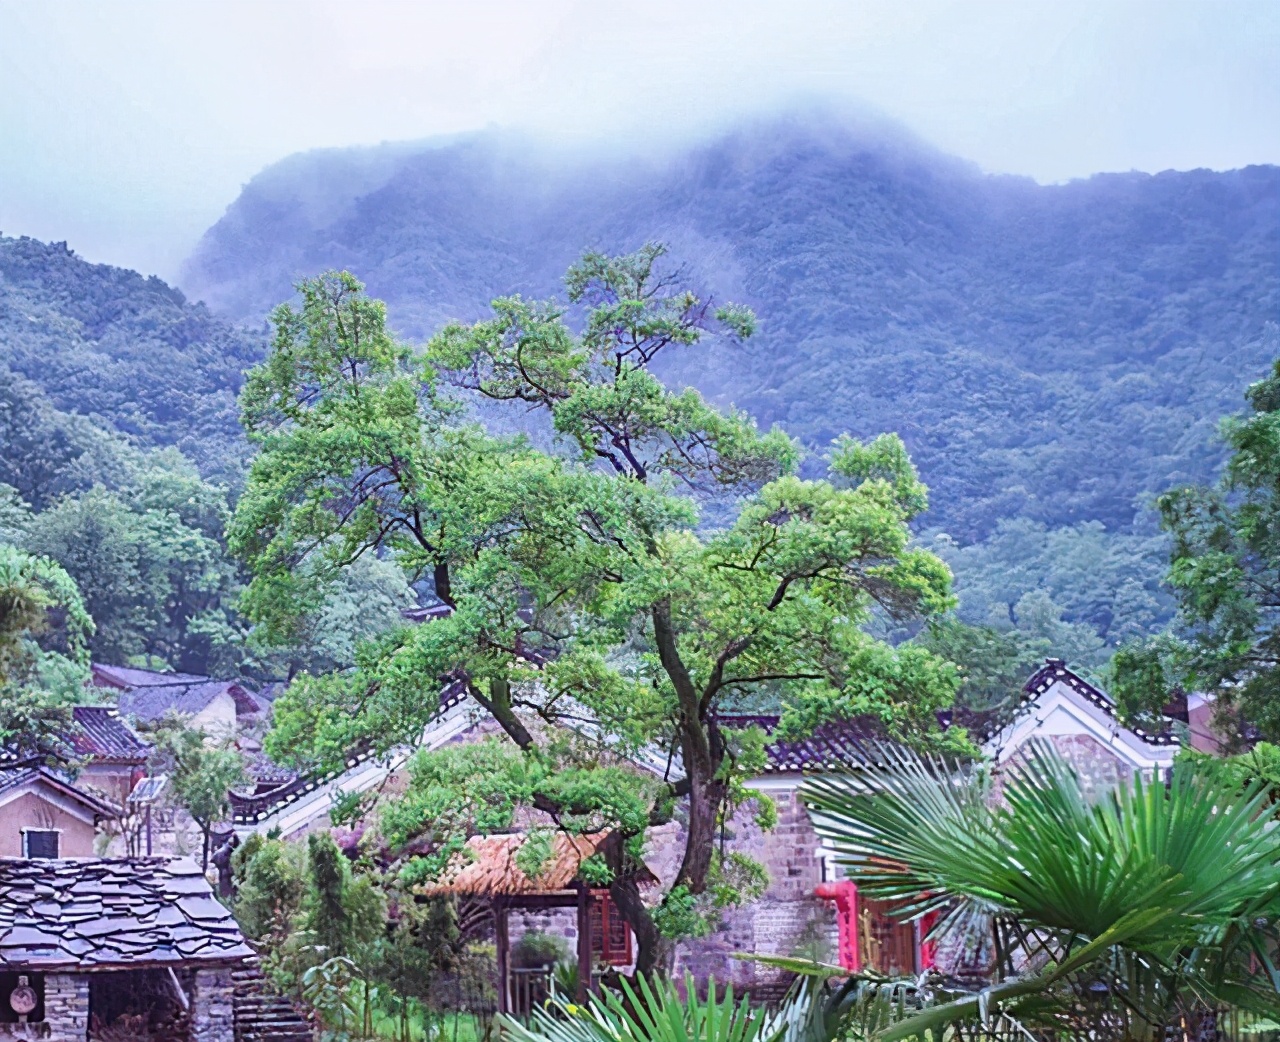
[183,116,1279,551]
[0,234,264,488]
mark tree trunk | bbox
[611,874,672,976]
[673,771,726,895]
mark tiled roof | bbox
[115,680,262,723]
[716,714,873,773]
[1021,660,1179,747]
[418,832,656,897]
[0,857,254,970]
[91,664,207,690]
[0,766,118,819]
[68,706,150,764]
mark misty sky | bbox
[2,0,1277,282]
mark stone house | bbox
[0,759,116,859]
[90,665,263,741]
[0,856,253,1041]
[63,706,151,809]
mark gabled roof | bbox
[92,664,264,723]
[91,664,207,690]
[1021,660,1178,748]
[716,714,873,773]
[0,856,254,970]
[985,659,1180,773]
[117,679,261,723]
[68,706,150,765]
[0,764,119,821]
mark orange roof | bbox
[419,832,653,896]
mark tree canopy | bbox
[1114,356,1280,741]
[231,250,961,972]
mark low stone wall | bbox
[191,968,235,1042]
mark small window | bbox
[22,829,59,859]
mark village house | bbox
[90,665,263,740]
[222,658,1187,996]
[0,856,255,1041]
[0,757,116,860]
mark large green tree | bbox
[24,454,244,674]
[231,250,959,972]
[1116,357,1280,741]
[0,543,94,750]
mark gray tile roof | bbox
[0,857,254,970]
[0,765,118,819]
[68,706,151,764]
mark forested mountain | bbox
[0,234,263,489]
[184,116,1279,551]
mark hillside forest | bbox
[1,116,1276,720]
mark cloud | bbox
[1,0,1276,279]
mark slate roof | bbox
[0,765,117,819]
[0,857,254,970]
[1021,659,1179,747]
[68,706,150,764]
[93,664,264,723]
[716,714,873,773]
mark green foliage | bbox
[305,831,386,960]
[803,741,1280,1037]
[232,833,308,945]
[1130,355,1280,742]
[235,253,959,971]
[0,543,94,749]
[514,828,555,881]
[503,973,764,1042]
[511,931,569,970]
[149,718,247,868]
[0,234,262,485]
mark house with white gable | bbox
[986,658,1179,794]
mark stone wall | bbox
[672,781,834,996]
[43,974,88,1042]
[501,779,834,998]
[191,968,235,1042]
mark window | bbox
[21,830,59,859]
[589,894,632,966]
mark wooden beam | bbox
[494,897,510,1015]
[575,882,594,1003]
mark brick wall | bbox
[664,780,835,995]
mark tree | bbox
[0,543,94,750]
[150,719,246,868]
[1116,356,1280,741]
[802,742,1280,1039]
[25,455,244,674]
[232,251,959,973]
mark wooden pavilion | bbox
[419,831,656,1012]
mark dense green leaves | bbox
[235,253,960,971]
[803,743,1280,1037]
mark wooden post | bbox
[494,897,510,1015]
[576,883,594,1002]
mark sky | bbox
[1,0,1277,282]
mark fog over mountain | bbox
[183,114,1279,551]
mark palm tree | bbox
[802,740,1280,1040]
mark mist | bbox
[1,0,1277,281]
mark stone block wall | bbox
[656,780,835,996]
[191,968,235,1042]
[42,974,88,1042]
